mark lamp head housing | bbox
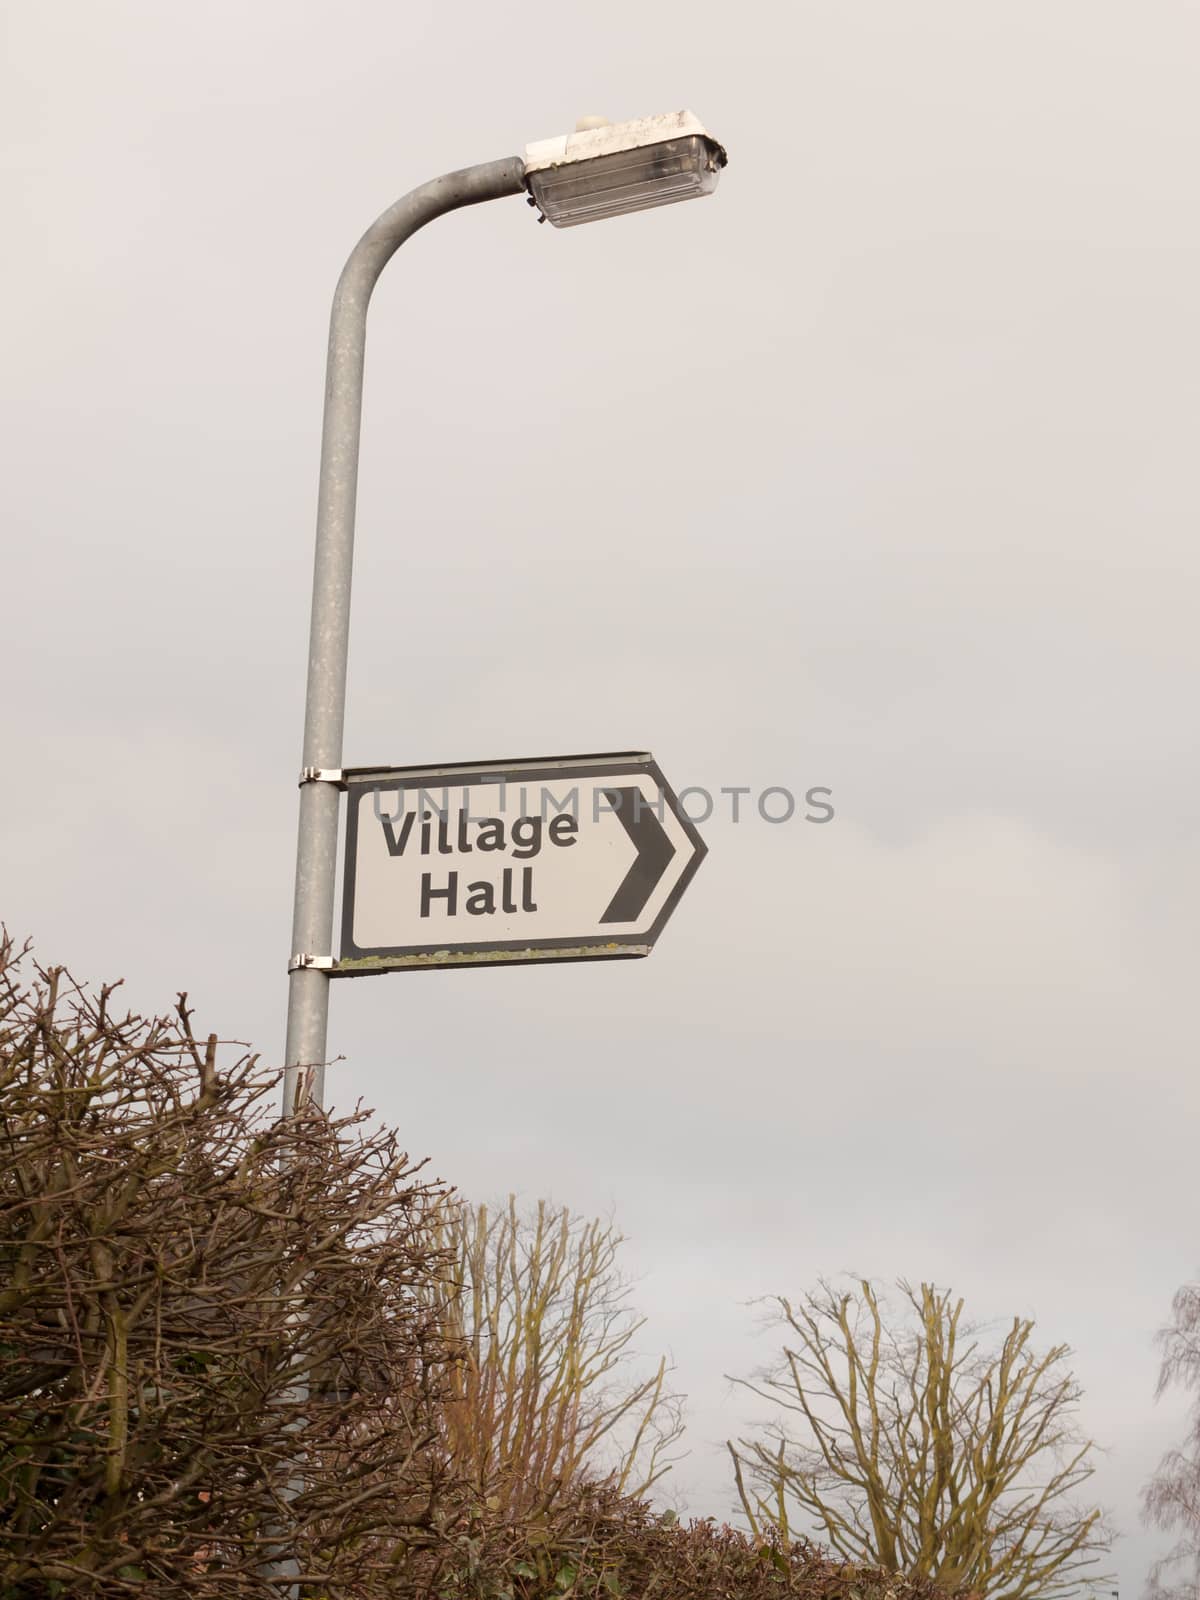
[523,110,727,228]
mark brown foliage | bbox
[1143,1276,1200,1600]
[0,933,460,1598]
[0,931,1025,1600]
[441,1481,979,1600]
[728,1279,1110,1600]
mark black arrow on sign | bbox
[599,788,677,924]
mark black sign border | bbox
[337,752,707,975]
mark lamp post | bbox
[282,111,727,1118]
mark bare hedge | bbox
[0,933,975,1600]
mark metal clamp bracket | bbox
[298,767,346,788]
[288,954,336,974]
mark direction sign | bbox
[336,752,706,973]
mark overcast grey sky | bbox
[3,1,1198,1592]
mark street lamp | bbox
[282,111,728,1118]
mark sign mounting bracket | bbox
[288,954,337,973]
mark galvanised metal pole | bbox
[283,155,527,1118]
[270,154,528,1598]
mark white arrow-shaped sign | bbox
[336,752,706,973]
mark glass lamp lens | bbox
[528,135,722,228]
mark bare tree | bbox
[1144,1276,1200,1600]
[435,1196,684,1516]
[0,933,463,1598]
[727,1278,1110,1600]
